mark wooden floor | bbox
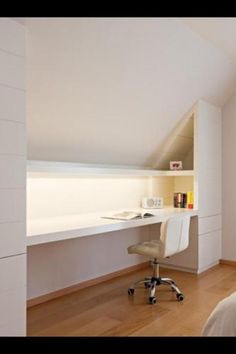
[27,264,236,336]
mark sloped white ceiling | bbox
[25,18,236,166]
[181,18,236,62]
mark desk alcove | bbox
[26,159,198,306]
[27,208,198,306]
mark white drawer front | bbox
[0,86,25,123]
[0,120,26,155]
[0,254,26,290]
[0,189,25,223]
[198,168,221,217]
[0,254,26,336]
[0,286,26,336]
[0,50,25,90]
[0,223,26,258]
[199,214,221,235]
[198,230,221,270]
[0,155,25,189]
[0,18,25,57]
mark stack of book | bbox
[173,191,194,209]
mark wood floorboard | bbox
[27,264,236,336]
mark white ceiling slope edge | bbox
[22,18,236,166]
[181,18,236,62]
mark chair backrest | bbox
[160,215,191,258]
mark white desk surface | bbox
[27,207,198,246]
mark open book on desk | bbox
[101,211,154,221]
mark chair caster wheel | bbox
[144,282,150,289]
[149,296,156,304]
[176,293,184,302]
[128,288,134,296]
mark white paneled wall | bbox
[0,86,25,123]
[0,51,25,89]
[0,254,26,336]
[0,120,25,155]
[0,19,26,336]
[0,223,25,258]
[0,18,25,56]
[0,155,25,189]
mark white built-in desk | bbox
[27,207,198,246]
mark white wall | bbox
[25,18,236,166]
[222,90,236,261]
[0,18,26,336]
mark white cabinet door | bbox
[0,223,26,258]
[0,50,25,90]
[0,18,25,57]
[198,215,221,235]
[198,230,221,272]
[0,254,26,336]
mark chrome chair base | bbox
[128,259,184,304]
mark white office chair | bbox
[127,214,191,304]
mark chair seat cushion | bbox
[127,240,163,258]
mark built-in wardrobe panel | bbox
[0,18,26,336]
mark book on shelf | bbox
[173,191,194,208]
[187,191,194,209]
[102,211,154,221]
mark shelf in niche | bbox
[27,160,194,177]
[156,170,194,176]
